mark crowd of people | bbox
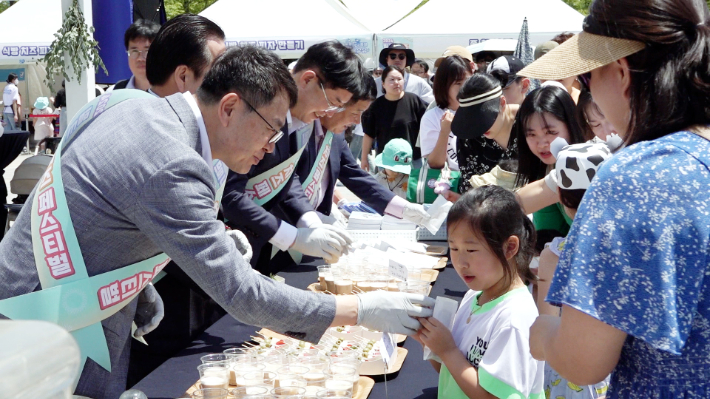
[0,0,709,398]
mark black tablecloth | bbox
[133,255,469,399]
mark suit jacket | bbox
[0,93,335,399]
[221,122,315,266]
[276,131,395,223]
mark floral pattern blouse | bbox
[547,131,710,398]
[456,135,518,193]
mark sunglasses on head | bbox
[388,53,407,61]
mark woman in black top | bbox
[360,65,427,171]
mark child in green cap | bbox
[374,138,412,198]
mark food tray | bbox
[307,282,431,296]
[425,245,448,256]
[347,229,417,242]
[359,347,408,376]
[185,376,375,399]
[434,257,448,270]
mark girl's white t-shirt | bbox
[439,288,545,399]
[419,107,459,171]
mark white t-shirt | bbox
[419,107,459,171]
[3,83,19,112]
[439,288,545,399]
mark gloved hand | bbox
[402,203,431,226]
[357,291,435,335]
[317,211,347,230]
[226,229,253,264]
[291,225,354,263]
[134,283,164,338]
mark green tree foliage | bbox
[164,0,218,19]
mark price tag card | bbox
[388,259,408,281]
[380,332,397,369]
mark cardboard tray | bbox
[433,257,448,270]
[306,282,431,297]
[258,328,406,345]
[425,245,448,256]
[359,347,408,376]
[185,376,375,399]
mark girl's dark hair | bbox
[447,185,537,286]
[381,65,405,95]
[558,188,587,210]
[433,55,472,109]
[457,73,502,120]
[514,86,584,188]
[6,73,17,83]
[576,89,597,141]
[589,0,710,146]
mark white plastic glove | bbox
[402,203,432,226]
[291,225,354,263]
[226,229,253,264]
[317,211,347,230]
[357,291,435,335]
[134,283,164,338]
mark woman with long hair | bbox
[420,55,473,171]
[521,0,710,396]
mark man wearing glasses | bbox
[374,43,434,104]
[0,45,434,398]
[221,41,361,276]
[109,19,160,92]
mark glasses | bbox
[372,70,383,77]
[388,53,406,61]
[242,98,283,144]
[126,49,149,59]
[318,81,346,113]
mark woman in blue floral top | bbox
[517,0,710,398]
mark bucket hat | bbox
[379,43,415,68]
[33,97,49,110]
[375,138,413,174]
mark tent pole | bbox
[61,0,95,124]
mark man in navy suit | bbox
[266,73,431,272]
[221,41,359,275]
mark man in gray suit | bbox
[0,46,434,398]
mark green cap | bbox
[534,41,559,60]
[375,138,413,174]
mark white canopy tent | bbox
[379,0,584,59]
[200,0,376,60]
[339,0,423,32]
[0,0,62,111]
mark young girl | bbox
[513,85,585,239]
[537,138,613,399]
[416,185,544,399]
[576,90,623,150]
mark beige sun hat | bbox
[518,31,646,81]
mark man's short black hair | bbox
[124,19,161,50]
[292,41,362,95]
[197,45,298,111]
[349,71,377,103]
[413,58,429,73]
[146,14,225,86]
[475,51,496,63]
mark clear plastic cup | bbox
[237,371,277,388]
[231,362,266,386]
[263,352,292,373]
[271,386,307,398]
[276,373,307,388]
[191,388,229,399]
[229,386,270,399]
[277,365,310,376]
[396,279,430,295]
[201,353,230,366]
[317,384,353,397]
[197,363,229,391]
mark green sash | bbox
[245,123,313,206]
[302,131,334,207]
[0,90,227,379]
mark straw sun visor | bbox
[518,32,646,81]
